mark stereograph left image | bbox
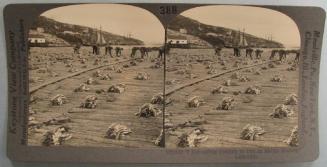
[27,4,166,147]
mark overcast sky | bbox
[41,4,165,45]
[42,4,300,47]
[181,5,300,48]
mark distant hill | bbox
[30,16,144,46]
[168,15,284,48]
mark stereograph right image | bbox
[164,5,300,148]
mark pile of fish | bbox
[269,104,294,118]
[136,103,162,118]
[240,124,265,141]
[105,123,132,140]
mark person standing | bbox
[105,45,113,57]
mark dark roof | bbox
[167,35,187,40]
[29,34,45,38]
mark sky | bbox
[41,4,300,47]
[181,5,301,48]
[41,4,165,45]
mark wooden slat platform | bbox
[28,47,164,148]
[165,48,298,148]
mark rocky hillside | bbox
[30,16,144,46]
[168,15,284,48]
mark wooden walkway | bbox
[28,47,298,148]
[28,47,164,148]
[165,48,298,148]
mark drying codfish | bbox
[85,78,94,85]
[177,128,208,148]
[150,93,172,105]
[211,86,228,94]
[105,123,132,140]
[216,97,236,110]
[42,126,72,146]
[283,126,298,147]
[240,124,265,141]
[107,84,126,93]
[93,70,102,77]
[100,74,112,80]
[51,94,66,106]
[74,83,90,92]
[80,95,97,109]
[244,86,261,95]
[271,75,283,82]
[284,94,298,105]
[287,64,297,71]
[135,103,162,118]
[238,75,250,82]
[269,104,294,118]
[135,72,150,80]
[187,96,205,108]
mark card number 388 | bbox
[159,6,178,15]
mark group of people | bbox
[72,40,175,61]
[74,44,124,57]
[130,45,171,60]
[104,45,123,57]
[244,48,264,59]
[130,47,149,59]
[74,44,300,64]
[231,47,264,59]
[96,45,123,57]
[214,46,300,63]
[269,49,300,63]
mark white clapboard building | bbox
[28,34,47,46]
[28,34,46,43]
[167,35,189,48]
[167,35,188,47]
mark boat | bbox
[238,29,248,48]
[96,26,107,46]
[225,29,249,48]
